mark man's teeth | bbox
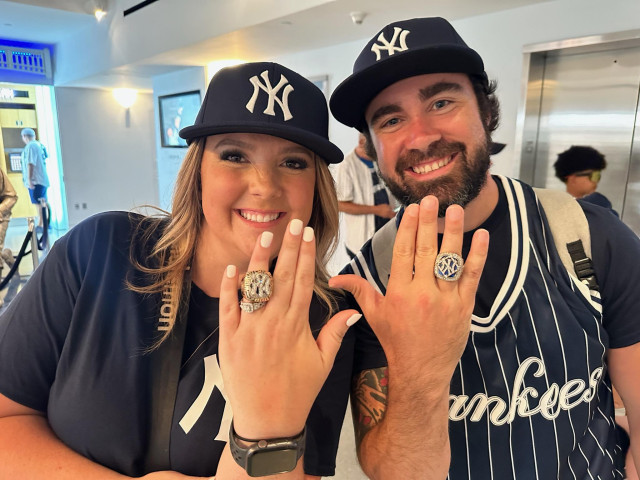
[240,211,279,223]
[411,156,452,174]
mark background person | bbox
[334,133,398,257]
[554,145,614,208]
[20,127,50,230]
[0,62,377,479]
[329,16,640,479]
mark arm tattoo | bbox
[351,367,389,445]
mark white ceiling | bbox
[0,0,555,88]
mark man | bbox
[20,128,50,229]
[329,17,640,479]
[334,133,398,257]
[554,145,617,213]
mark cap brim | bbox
[330,45,485,129]
[179,122,344,164]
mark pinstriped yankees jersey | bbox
[344,175,640,479]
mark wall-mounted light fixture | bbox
[94,8,107,21]
[113,88,138,127]
[113,88,137,108]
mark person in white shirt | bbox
[334,133,398,257]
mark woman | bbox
[0,62,372,479]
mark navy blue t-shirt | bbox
[0,211,382,477]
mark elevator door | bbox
[520,42,640,235]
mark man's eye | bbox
[381,117,400,128]
[433,99,451,110]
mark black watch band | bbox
[229,420,306,477]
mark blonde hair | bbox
[130,136,340,345]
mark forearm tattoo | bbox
[352,367,389,445]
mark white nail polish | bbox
[290,219,303,235]
[303,226,314,242]
[346,313,362,327]
[261,231,273,248]
[226,265,236,278]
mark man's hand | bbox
[331,195,489,383]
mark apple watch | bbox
[229,421,306,477]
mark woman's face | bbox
[199,132,317,266]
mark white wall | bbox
[55,87,157,227]
[152,66,207,211]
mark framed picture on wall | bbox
[158,90,201,148]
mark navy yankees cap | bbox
[490,142,506,155]
[180,62,343,164]
[330,17,486,130]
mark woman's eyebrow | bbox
[280,145,313,157]
[214,138,252,149]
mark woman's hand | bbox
[218,219,360,440]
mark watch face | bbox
[247,448,298,477]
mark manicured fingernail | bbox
[226,265,236,278]
[260,231,273,248]
[303,226,314,242]
[346,313,362,327]
[290,219,303,235]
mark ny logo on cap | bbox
[371,27,410,61]
[246,70,294,121]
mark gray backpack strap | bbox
[534,188,598,290]
[371,216,398,290]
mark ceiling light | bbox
[94,8,107,21]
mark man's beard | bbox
[379,137,492,217]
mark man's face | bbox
[364,73,491,216]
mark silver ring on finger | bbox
[239,300,266,313]
[434,252,464,282]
